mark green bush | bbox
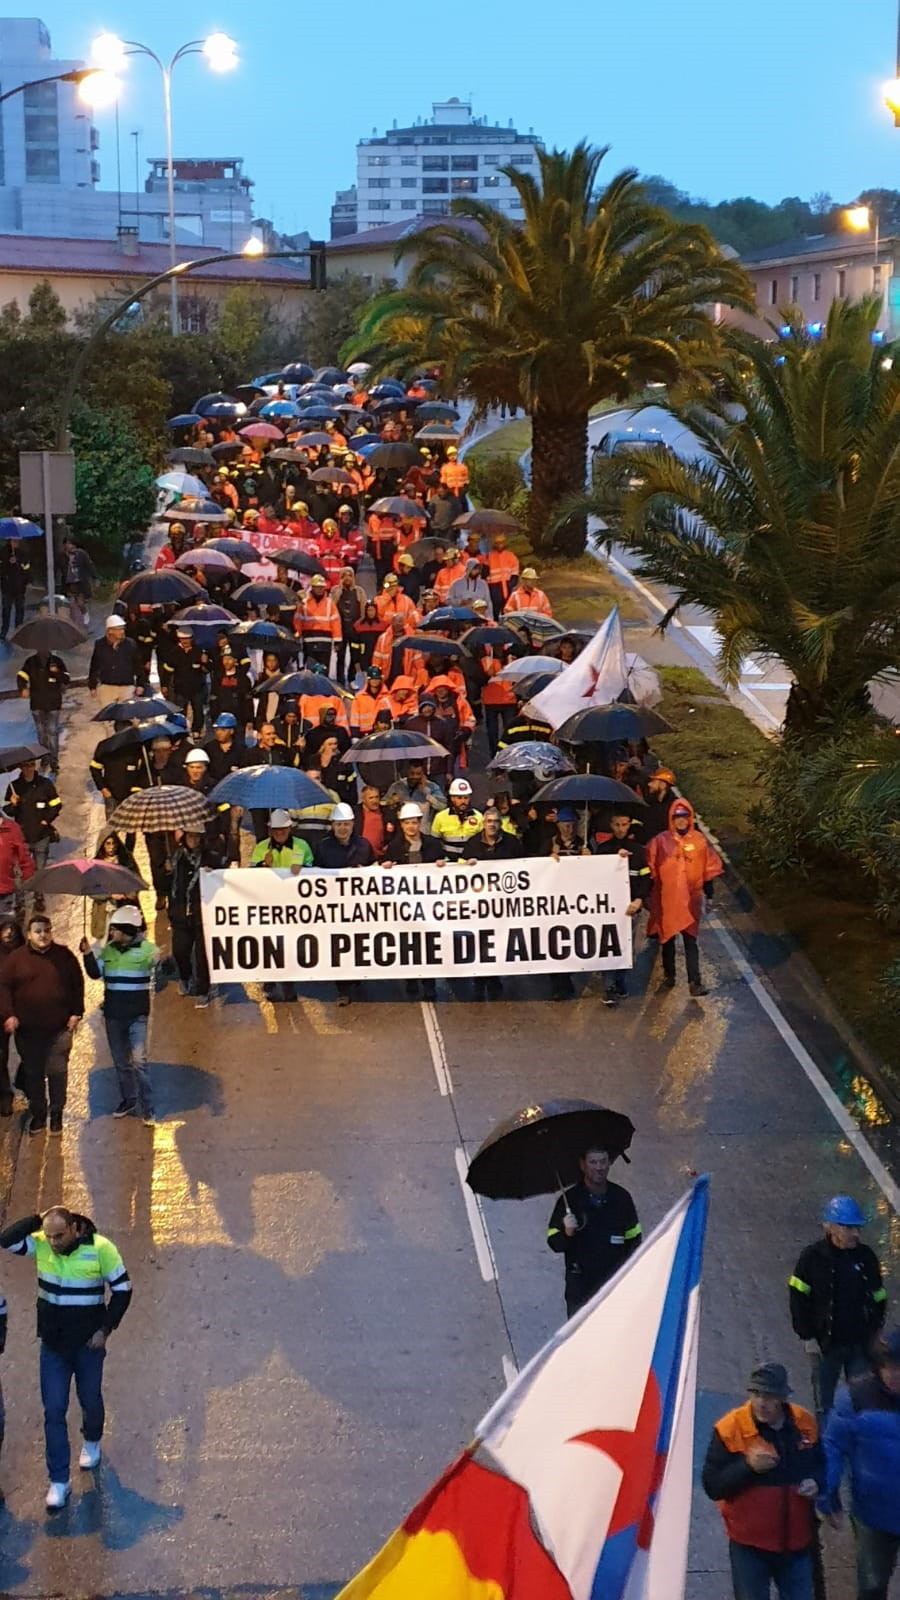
[467,451,526,513]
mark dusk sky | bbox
[35,0,900,238]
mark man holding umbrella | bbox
[17,648,70,775]
[3,755,61,891]
[547,1146,642,1318]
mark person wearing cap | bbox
[332,567,367,686]
[394,550,423,606]
[790,1196,886,1419]
[153,523,186,571]
[159,626,208,734]
[375,573,419,626]
[250,811,313,871]
[502,568,553,618]
[591,809,651,1007]
[384,761,446,834]
[372,612,420,685]
[702,1363,823,1600]
[448,557,494,619]
[547,1146,642,1318]
[439,446,469,497]
[80,908,159,1125]
[639,767,678,843]
[821,1326,900,1597]
[382,802,445,1001]
[295,574,341,672]
[87,616,147,709]
[486,532,520,617]
[433,547,469,605]
[431,779,483,859]
[646,798,724,996]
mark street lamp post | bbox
[0,68,116,107]
[54,243,323,452]
[91,33,238,334]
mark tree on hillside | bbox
[576,297,900,744]
[345,144,751,555]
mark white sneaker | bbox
[45,1480,70,1508]
[79,1440,101,1469]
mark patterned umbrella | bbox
[109,786,216,833]
[487,741,574,776]
[341,730,449,765]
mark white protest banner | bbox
[200,855,632,983]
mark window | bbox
[789,275,799,301]
[509,155,533,166]
[483,156,499,167]
[422,155,449,172]
[484,174,500,187]
[367,178,390,188]
[401,178,417,188]
[23,78,59,183]
[452,177,477,193]
[837,269,846,298]
[813,273,821,302]
[422,177,448,194]
[451,155,477,172]
[768,278,778,306]
[423,199,449,214]
[400,200,416,210]
[367,155,388,167]
[401,156,417,166]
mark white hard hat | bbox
[331,802,355,822]
[398,802,423,820]
[109,904,143,930]
[268,808,292,829]
[104,614,126,630]
[184,747,209,765]
[449,778,472,797]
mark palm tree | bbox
[343,144,752,555]
[576,297,900,744]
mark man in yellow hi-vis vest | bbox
[0,1205,132,1508]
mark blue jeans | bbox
[728,1543,813,1600]
[39,1342,105,1482]
[104,1014,152,1112]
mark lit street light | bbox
[0,67,119,109]
[844,203,880,268]
[90,32,239,334]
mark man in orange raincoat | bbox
[646,798,723,996]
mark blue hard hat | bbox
[213,712,237,730]
[556,806,578,823]
[169,713,188,731]
[823,1195,866,1227]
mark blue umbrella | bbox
[260,400,301,418]
[353,436,383,455]
[166,413,203,428]
[0,517,42,539]
[208,765,333,811]
[418,606,480,630]
[228,619,297,651]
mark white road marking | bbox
[708,915,900,1214]
[502,1353,519,1387]
[421,999,453,1096]
[454,1146,499,1284]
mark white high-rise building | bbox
[0,17,99,227]
[335,98,543,237]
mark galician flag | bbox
[525,605,629,731]
[335,1177,709,1600]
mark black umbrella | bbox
[293,405,342,423]
[118,570,204,607]
[210,441,246,462]
[415,424,460,443]
[403,634,468,659]
[487,741,574,776]
[416,403,461,424]
[460,625,527,655]
[372,396,414,416]
[97,722,184,754]
[532,775,646,807]
[167,447,215,468]
[232,580,298,611]
[92,695,179,723]
[369,495,427,520]
[314,366,347,385]
[365,443,420,471]
[228,620,297,651]
[204,538,259,564]
[512,670,560,699]
[167,413,202,429]
[255,669,345,698]
[268,447,311,464]
[11,616,87,652]
[29,858,148,898]
[281,362,315,381]
[194,392,245,417]
[466,1099,635,1200]
[266,548,327,578]
[167,604,239,633]
[369,379,406,398]
[0,742,49,771]
[453,508,521,537]
[341,730,449,766]
[406,537,444,567]
[556,704,674,744]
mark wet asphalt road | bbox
[0,697,897,1598]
